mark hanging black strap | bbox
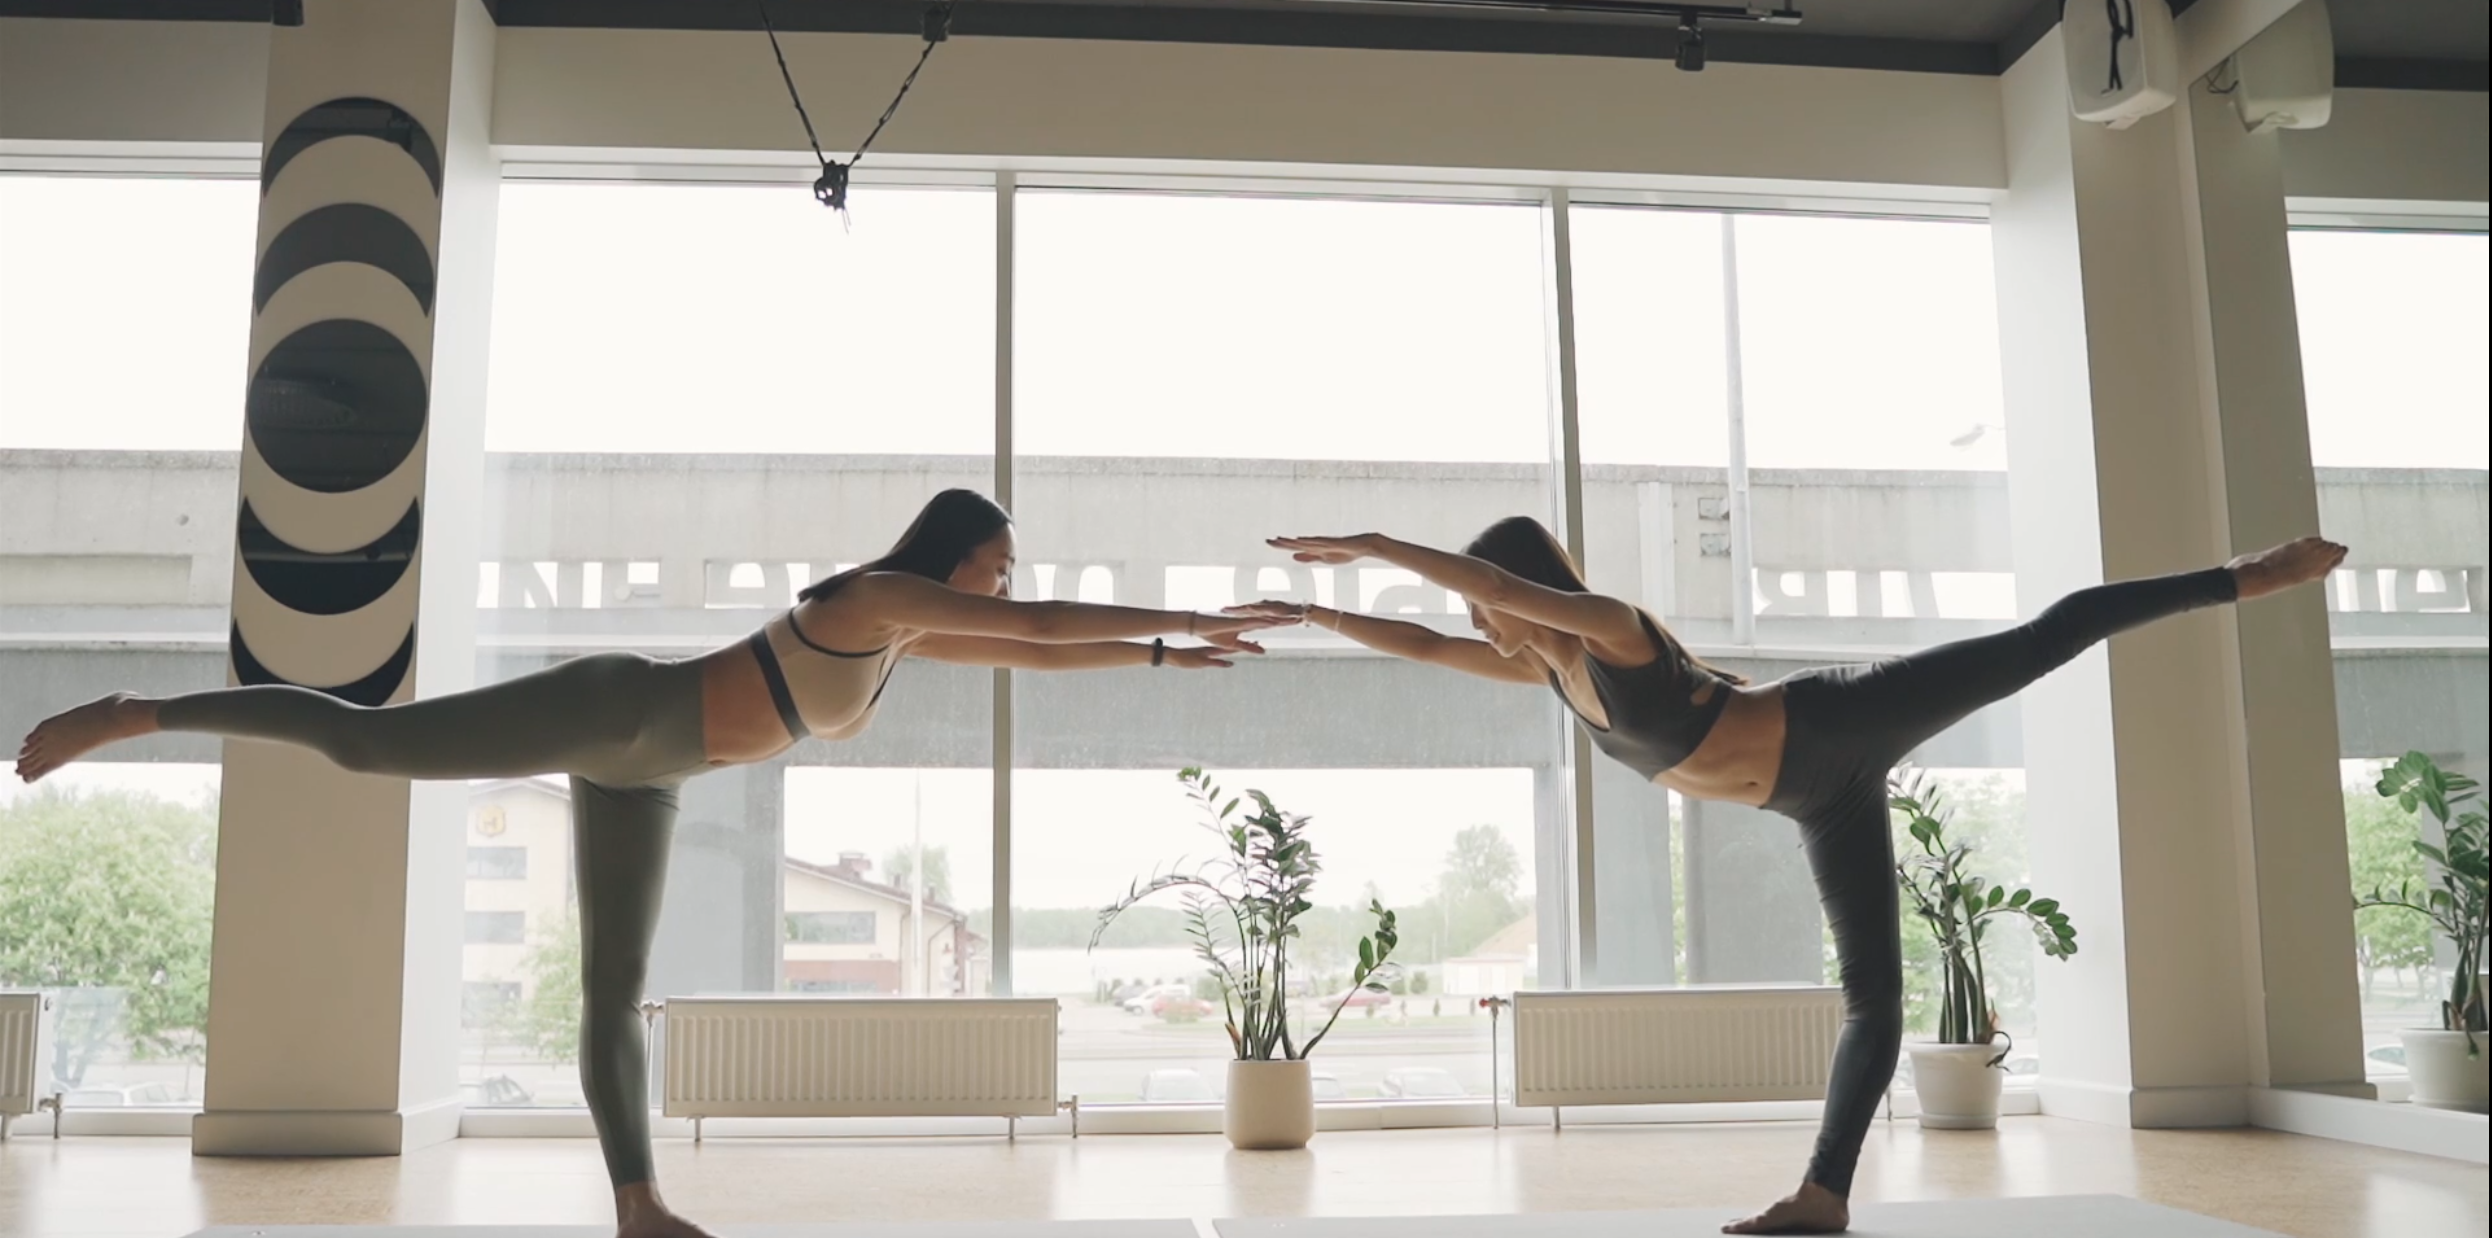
[2103,0,2135,94]
[758,0,961,215]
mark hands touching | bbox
[1167,610,1282,668]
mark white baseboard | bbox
[193,1101,467,1156]
[452,1092,2038,1141]
[2037,1078,2135,1126]
[2249,1086,2490,1164]
[2038,1079,2247,1128]
[2129,1083,2250,1127]
[6,1107,193,1138]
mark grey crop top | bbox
[1550,611,1733,780]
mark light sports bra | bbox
[746,608,898,743]
[1549,611,1733,781]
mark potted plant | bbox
[1093,768,1398,1150]
[1890,771,2078,1130]
[2353,752,2489,1112]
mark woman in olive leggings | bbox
[1234,522,2344,1235]
[17,489,1281,1238]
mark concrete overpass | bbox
[4,450,2482,996]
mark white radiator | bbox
[1511,986,1844,1108]
[0,991,56,1139]
[660,996,1059,1124]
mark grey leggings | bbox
[158,652,708,1188]
[1762,566,2239,1195]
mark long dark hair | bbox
[1463,515,1746,685]
[796,488,1013,604]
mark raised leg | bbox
[17,653,655,784]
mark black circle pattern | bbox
[240,94,444,701]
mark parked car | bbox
[1140,1068,1218,1103]
[2366,1044,2408,1074]
[1123,984,1191,1015]
[1150,993,1215,1021]
[1311,1071,1346,1101]
[459,1075,534,1107]
[59,1081,179,1107]
[1378,1066,1466,1099]
[1310,987,1392,1012]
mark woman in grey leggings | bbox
[1236,521,2344,1235]
[16,489,1281,1238]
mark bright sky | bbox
[3,176,2480,471]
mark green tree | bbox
[513,908,583,1064]
[1442,825,1523,903]
[2344,782,2433,1004]
[1424,825,1525,961]
[0,786,216,1088]
[883,843,954,906]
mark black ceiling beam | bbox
[492,0,1998,75]
[1,0,2477,89]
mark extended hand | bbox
[1268,534,1379,565]
[1200,627,1268,655]
[1192,611,1285,639]
[1165,644,1247,669]
[1224,600,1311,625]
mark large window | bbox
[1570,206,2034,1065]
[5,170,2047,1123]
[2288,228,2490,1091]
[1009,190,1563,1104]
[0,174,255,1108]
[471,180,999,1106]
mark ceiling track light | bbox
[1290,2,1801,25]
[1676,13,1707,71]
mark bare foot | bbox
[16,694,158,784]
[1723,1182,1850,1234]
[615,1185,717,1238]
[2228,536,2348,602]
[616,1212,717,1238]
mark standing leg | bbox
[569,776,713,1238]
[1800,782,1904,1198]
[1723,780,1899,1236]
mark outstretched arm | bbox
[1268,533,1648,655]
[846,572,1280,646]
[911,635,1249,671]
[1229,602,1542,685]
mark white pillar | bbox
[2177,60,2369,1100]
[1990,28,2368,1131]
[196,0,499,1157]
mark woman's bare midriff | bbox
[690,643,798,767]
[1656,682,1790,808]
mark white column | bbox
[2177,50,2369,1100]
[196,0,499,1157]
[1990,27,2368,1131]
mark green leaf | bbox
[2028,898,2060,918]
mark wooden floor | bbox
[1,1119,2484,1238]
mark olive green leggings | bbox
[158,652,707,1188]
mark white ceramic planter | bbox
[1906,1043,2006,1130]
[1225,1059,1315,1150]
[2400,1029,2491,1113]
